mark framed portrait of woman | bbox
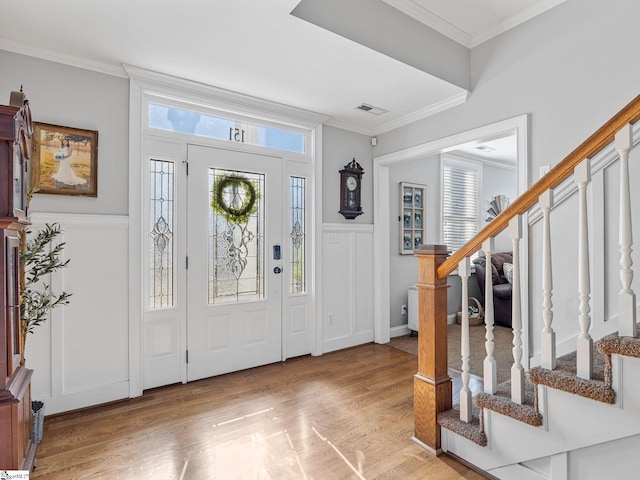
[32,123,98,197]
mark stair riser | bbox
[615,354,640,410]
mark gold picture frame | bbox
[32,122,98,197]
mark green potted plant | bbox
[19,222,71,444]
[20,222,72,365]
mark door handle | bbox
[273,266,282,274]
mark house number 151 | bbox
[229,127,246,143]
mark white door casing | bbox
[128,69,323,396]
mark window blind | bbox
[443,162,479,253]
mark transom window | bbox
[148,103,306,154]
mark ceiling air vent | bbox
[475,145,496,152]
[355,103,388,115]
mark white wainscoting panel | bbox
[27,213,129,415]
[321,223,374,353]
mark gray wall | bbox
[388,154,439,327]
[375,0,640,183]
[0,50,129,215]
[374,0,640,341]
[322,125,373,224]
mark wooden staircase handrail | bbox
[438,94,640,279]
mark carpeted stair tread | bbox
[474,379,542,427]
[438,405,487,447]
[597,333,640,358]
[596,333,640,387]
[439,378,540,447]
[527,348,614,404]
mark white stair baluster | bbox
[575,160,593,379]
[483,238,497,394]
[615,124,637,338]
[459,257,472,423]
[540,189,557,370]
[509,216,525,403]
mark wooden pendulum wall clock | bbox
[0,89,37,471]
[338,158,364,220]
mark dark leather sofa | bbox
[472,252,513,328]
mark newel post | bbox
[413,244,451,456]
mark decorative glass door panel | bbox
[209,169,265,304]
[187,145,282,382]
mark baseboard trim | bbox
[445,450,500,480]
[411,436,441,457]
[36,380,130,416]
[391,324,411,338]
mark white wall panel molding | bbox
[28,213,130,414]
[29,212,128,228]
[321,223,374,233]
[320,225,374,353]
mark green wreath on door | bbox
[211,174,260,224]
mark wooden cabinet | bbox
[0,94,37,470]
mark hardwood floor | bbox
[32,344,489,479]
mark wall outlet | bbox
[401,304,407,315]
[328,313,334,325]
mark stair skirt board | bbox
[487,463,549,480]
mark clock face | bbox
[346,175,358,191]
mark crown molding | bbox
[383,0,566,49]
[471,0,567,47]
[382,0,472,47]
[323,118,374,136]
[0,35,128,78]
[322,90,469,137]
[373,90,469,135]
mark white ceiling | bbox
[0,0,563,135]
[451,134,518,165]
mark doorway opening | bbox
[372,115,529,365]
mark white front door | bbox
[186,145,283,381]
